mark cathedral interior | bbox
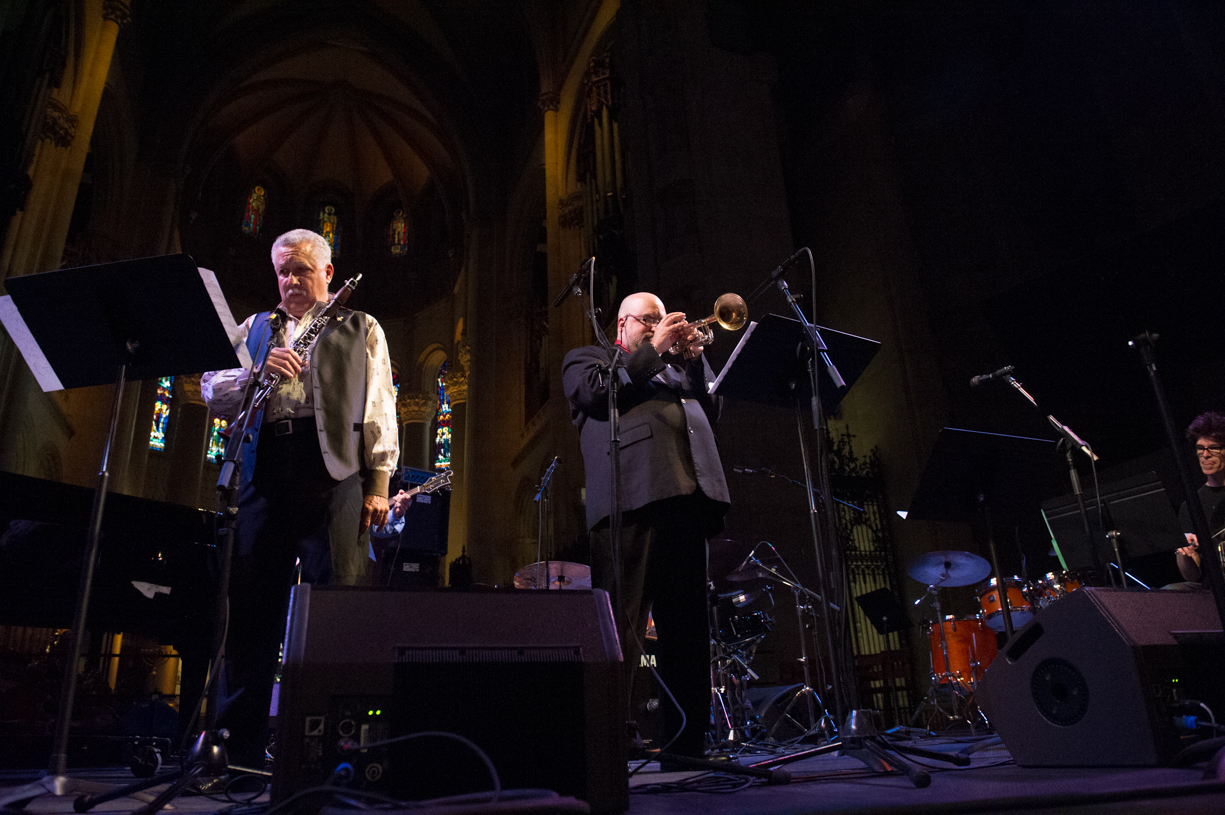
[3,0,1225,769]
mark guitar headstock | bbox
[420,469,453,494]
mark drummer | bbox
[1168,411,1225,590]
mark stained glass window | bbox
[318,204,340,257]
[389,208,408,256]
[149,376,174,451]
[434,362,451,470]
[242,186,266,236]
[208,417,228,464]
[391,370,400,421]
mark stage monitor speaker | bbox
[977,588,1224,766]
[271,585,628,813]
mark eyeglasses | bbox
[627,313,661,328]
[1195,444,1225,456]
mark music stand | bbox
[711,314,879,415]
[906,427,1059,639]
[1042,471,1186,581]
[0,255,248,803]
[713,314,879,721]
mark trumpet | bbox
[670,292,748,359]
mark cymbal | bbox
[513,560,592,590]
[906,550,991,587]
[726,562,770,583]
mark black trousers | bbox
[218,418,367,766]
[591,493,720,759]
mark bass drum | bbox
[927,616,998,690]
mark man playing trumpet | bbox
[563,292,731,765]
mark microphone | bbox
[552,257,596,308]
[970,365,1014,387]
[534,456,560,501]
[748,248,808,303]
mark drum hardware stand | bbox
[1131,331,1225,632]
[730,544,838,744]
[908,584,986,734]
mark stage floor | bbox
[3,736,1225,815]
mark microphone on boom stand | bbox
[969,365,1014,387]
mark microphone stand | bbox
[1130,332,1225,633]
[534,456,559,588]
[988,369,1109,587]
[770,249,851,726]
[75,319,274,814]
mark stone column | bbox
[397,391,435,471]
[2,0,131,277]
[444,340,469,570]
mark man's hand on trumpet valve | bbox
[650,311,690,356]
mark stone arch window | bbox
[242,185,266,236]
[434,362,451,470]
[149,376,174,451]
[318,204,341,257]
[389,208,408,257]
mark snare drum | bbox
[927,616,998,689]
[718,611,772,645]
[1034,570,1083,609]
[977,576,1034,631]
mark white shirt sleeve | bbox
[201,314,255,416]
[363,317,400,489]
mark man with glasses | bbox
[1171,411,1225,589]
[563,292,730,766]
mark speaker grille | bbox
[1030,657,1089,726]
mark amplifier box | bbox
[271,586,628,812]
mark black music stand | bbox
[906,427,1059,640]
[713,314,879,723]
[711,314,879,415]
[1042,470,1186,583]
[0,255,248,804]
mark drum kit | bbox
[908,550,1084,729]
[708,541,839,750]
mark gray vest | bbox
[242,308,369,485]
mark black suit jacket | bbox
[563,342,730,530]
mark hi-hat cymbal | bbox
[513,560,592,590]
[906,550,991,587]
[726,562,770,583]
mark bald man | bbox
[563,292,730,764]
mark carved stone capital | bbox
[537,91,560,113]
[103,0,132,27]
[399,391,435,424]
[42,98,77,148]
[455,337,471,374]
[445,369,468,404]
[558,191,584,230]
[177,374,204,406]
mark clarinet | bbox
[232,274,362,431]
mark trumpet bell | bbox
[673,292,748,357]
[713,292,748,332]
